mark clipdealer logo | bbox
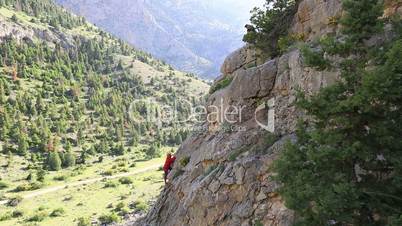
[127,97,275,132]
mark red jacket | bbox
[163,154,176,172]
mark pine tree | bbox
[274,1,402,225]
[17,134,28,156]
[79,150,88,164]
[47,152,62,171]
[114,143,125,156]
[37,169,46,182]
[63,151,76,168]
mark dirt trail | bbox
[0,164,160,206]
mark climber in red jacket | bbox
[163,153,176,184]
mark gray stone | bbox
[256,192,267,202]
[235,166,245,184]
[208,180,221,193]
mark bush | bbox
[27,211,47,222]
[277,33,305,53]
[63,151,76,168]
[114,202,126,212]
[102,169,115,176]
[76,217,91,226]
[0,181,8,190]
[145,145,161,159]
[179,156,190,167]
[50,208,65,217]
[14,184,30,192]
[53,175,68,181]
[132,200,148,211]
[11,210,24,218]
[209,76,233,94]
[300,45,330,70]
[14,182,43,192]
[0,213,11,221]
[104,180,118,188]
[98,212,120,224]
[118,177,133,185]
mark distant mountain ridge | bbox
[55,0,262,79]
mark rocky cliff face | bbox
[130,1,401,225]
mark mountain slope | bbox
[0,0,208,224]
[55,0,263,79]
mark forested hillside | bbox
[0,0,209,224]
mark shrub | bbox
[11,210,24,218]
[102,169,114,176]
[132,200,148,211]
[119,167,129,173]
[98,212,120,224]
[278,33,305,53]
[50,208,65,217]
[118,177,133,185]
[14,182,43,192]
[117,161,127,167]
[300,45,330,70]
[254,220,264,226]
[104,180,118,188]
[0,213,11,221]
[29,181,44,190]
[114,202,126,212]
[118,207,130,216]
[53,175,68,181]
[63,151,76,168]
[145,145,161,159]
[209,76,233,94]
[27,211,47,222]
[14,184,30,192]
[76,217,91,226]
[179,156,190,167]
[0,181,8,190]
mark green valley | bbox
[0,0,209,225]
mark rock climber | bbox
[163,153,176,184]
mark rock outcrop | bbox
[131,1,400,226]
[0,14,74,47]
[132,44,338,226]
